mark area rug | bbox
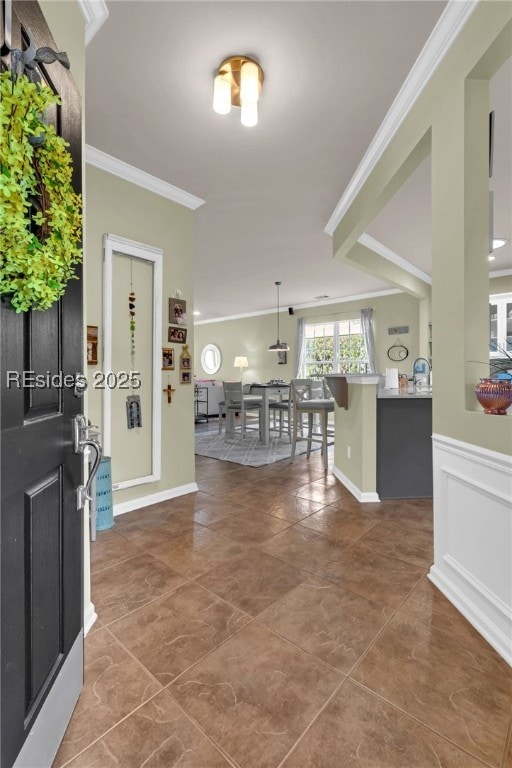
[195,429,315,467]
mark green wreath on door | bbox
[0,68,82,312]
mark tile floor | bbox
[54,451,512,768]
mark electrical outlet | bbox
[347,446,351,459]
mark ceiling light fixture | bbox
[492,238,507,250]
[268,281,289,352]
[213,56,264,127]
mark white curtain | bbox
[360,308,377,373]
[295,317,306,377]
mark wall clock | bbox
[387,340,409,361]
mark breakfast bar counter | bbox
[325,374,432,501]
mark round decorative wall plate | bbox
[387,341,409,361]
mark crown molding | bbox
[324,0,480,236]
[291,288,402,312]
[358,233,432,285]
[76,0,109,46]
[194,288,402,325]
[490,269,512,278]
[85,145,206,210]
[194,307,278,325]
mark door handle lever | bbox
[73,415,103,511]
[77,438,102,510]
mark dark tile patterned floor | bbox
[53,450,512,768]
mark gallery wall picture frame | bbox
[168,326,187,344]
[169,298,187,326]
[162,348,174,370]
[277,350,287,365]
[180,370,191,384]
[87,325,98,365]
[180,343,191,370]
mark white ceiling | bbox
[86,1,454,321]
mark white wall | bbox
[85,165,196,512]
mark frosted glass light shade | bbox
[241,101,258,127]
[240,61,259,104]
[213,75,231,115]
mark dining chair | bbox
[290,378,334,470]
[219,385,263,435]
[222,381,263,440]
[269,394,292,441]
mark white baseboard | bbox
[332,465,380,503]
[431,434,512,666]
[83,601,97,636]
[429,566,511,666]
[113,482,199,517]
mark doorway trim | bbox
[103,233,162,490]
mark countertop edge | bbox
[378,388,432,399]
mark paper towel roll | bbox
[385,368,399,389]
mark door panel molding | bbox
[13,632,83,768]
[25,468,64,717]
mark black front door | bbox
[0,2,83,766]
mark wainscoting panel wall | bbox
[430,433,512,665]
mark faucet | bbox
[412,357,431,374]
[412,357,432,387]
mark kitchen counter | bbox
[377,395,432,499]
[378,387,432,399]
[327,374,432,501]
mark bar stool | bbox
[290,378,334,470]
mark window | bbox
[489,293,512,356]
[302,319,368,377]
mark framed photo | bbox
[169,298,187,326]
[168,326,187,344]
[162,348,174,370]
[126,395,142,429]
[180,370,191,384]
[87,325,98,365]
[277,350,287,365]
[180,356,191,370]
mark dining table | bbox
[249,383,290,445]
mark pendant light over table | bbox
[268,281,289,352]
